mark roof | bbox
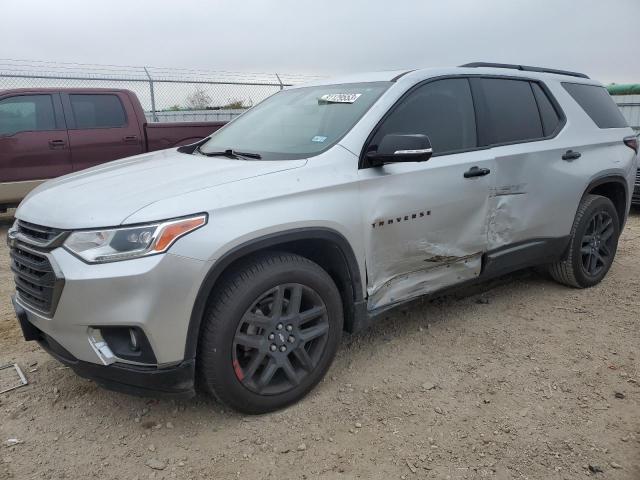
[296,64,601,89]
[460,62,589,79]
[0,87,134,95]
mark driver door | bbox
[358,78,495,310]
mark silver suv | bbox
[8,63,638,413]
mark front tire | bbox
[197,252,343,414]
[548,194,620,288]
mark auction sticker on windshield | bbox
[319,93,362,104]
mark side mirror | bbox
[367,134,432,166]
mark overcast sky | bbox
[2,0,639,83]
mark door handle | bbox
[463,166,491,178]
[562,150,581,161]
[48,139,66,149]
[123,135,139,143]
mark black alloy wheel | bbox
[548,194,620,288]
[232,283,330,395]
[580,210,615,277]
[197,252,343,414]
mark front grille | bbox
[9,221,66,316]
[633,169,640,204]
[10,245,62,315]
[15,220,64,246]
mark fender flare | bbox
[183,227,364,360]
[584,174,628,197]
[582,174,629,226]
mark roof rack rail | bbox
[460,62,589,79]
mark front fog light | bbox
[98,327,157,364]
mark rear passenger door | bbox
[471,77,579,258]
[62,92,144,171]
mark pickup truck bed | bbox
[0,88,227,209]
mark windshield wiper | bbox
[196,146,261,159]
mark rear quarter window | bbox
[562,83,627,129]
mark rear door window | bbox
[69,94,126,129]
[0,95,57,135]
[562,83,627,128]
[475,78,543,145]
[370,78,477,155]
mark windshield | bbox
[199,82,391,160]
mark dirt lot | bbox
[0,209,639,480]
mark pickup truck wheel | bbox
[197,252,343,414]
[548,194,620,288]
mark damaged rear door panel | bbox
[469,76,576,249]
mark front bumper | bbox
[9,220,213,396]
[13,295,196,398]
[633,168,640,205]
[13,246,209,366]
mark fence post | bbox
[275,73,284,91]
[143,67,158,122]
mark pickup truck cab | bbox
[0,88,225,210]
[8,63,638,414]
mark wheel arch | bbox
[583,175,629,228]
[184,228,366,360]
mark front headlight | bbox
[63,214,207,263]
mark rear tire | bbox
[197,252,343,414]
[548,194,620,288]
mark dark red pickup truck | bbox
[0,88,226,210]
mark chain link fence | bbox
[0,59,325,122]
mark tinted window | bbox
[371,78,477,155]
[562,83,627,129]
[69,94,126,129]
[531,83,561,136]
[477,78,543,144]
[0,95,56,135]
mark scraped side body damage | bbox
[368,253,481,309]
[359,151,495,311]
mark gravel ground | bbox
[0,209,639,480]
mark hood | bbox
[16,149,306,229]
